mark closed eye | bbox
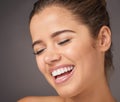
[34,48,45,55]
[58,39,71,45]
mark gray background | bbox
[0,0,120,102]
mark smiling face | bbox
[30,6,106,97]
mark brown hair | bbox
[29,0,113,78]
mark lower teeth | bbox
[55,70,72,79]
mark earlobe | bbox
[97,26,111,52]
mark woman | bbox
[18,0,116,102]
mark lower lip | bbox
[53,68,74,84]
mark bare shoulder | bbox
[17,96,64,102]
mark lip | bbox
[49,64,75,84]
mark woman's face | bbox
[30,6,105,97]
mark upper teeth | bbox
[52,66,74,77]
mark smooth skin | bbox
[18,6,115,102]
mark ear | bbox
[97,26,111,52]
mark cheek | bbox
[61,41,93,62]
[36,57,45,74]
[62,42,101,75]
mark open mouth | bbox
[51,65,74,84]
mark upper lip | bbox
[49,64,74,74]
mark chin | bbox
[55,84,81,98]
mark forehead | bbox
[29,6,91,44]
[30,6,81,37]
[30,6,80,29]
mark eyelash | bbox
[34,49,45,55]
[58,39,71,45]
[34,39,71,55]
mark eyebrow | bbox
[51,29,75,38]
[32,29,75,48]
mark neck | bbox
[65,76,115,102]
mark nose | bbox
[44,51,61,65]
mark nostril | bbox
[44,53,61,64]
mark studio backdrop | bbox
[0,0,120,102]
